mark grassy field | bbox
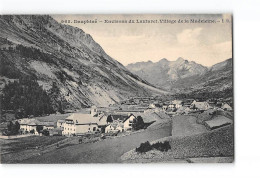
[14,121,172,163]
[1,136,66,153]
[172,115,208,137]
[169,125,234,158]
[121,114,234,163]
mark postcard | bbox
[0,14,233,163]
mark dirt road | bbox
[19,121,172,163]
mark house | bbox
[57,119,65,129]
[171,100,183,109]
[62,113,100,136]
[221,103,232,111]
[49,128,63,136]
[162,105,168,111]
[148,103,161,109]
[123,114,136,131]
[105,121,124,133]
[19,118,56,135]
[167,104,176,110]
[19,118,41,135]
[97,115,109,133]
[42,122,55,130]
[204,116,233,130]
[190,100,211,110]
[176,106,191,115]
[91,106,98,116]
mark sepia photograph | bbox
[0,14,233,164]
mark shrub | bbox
[152,141,171,152]
[42,129,49,136]
[136,141,171,153]
[30,129,35,134]
[132,116,145,131]
[136,141,152,153]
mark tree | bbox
[1,75,54,118]
[107,115,113,123]
[14,121,20,134]
[30,129,35,134]
[7,121,14,131]
[132,116,145,131]
[42,129,49,136]
[36,125,43,134]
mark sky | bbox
[52,14,232,66]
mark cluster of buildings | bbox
[149,99,232,116]
[60,107,136,136]
[17,98,233,137]
[18,118,55,135]
[18,106,138,137]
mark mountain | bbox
[127,57,233,94]
[0,15,167,110]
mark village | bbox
[1,96,233,139]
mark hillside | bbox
[0,15,167,112]
[127,57,233,95]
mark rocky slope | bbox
[0,15,167,109]
[127,58,233,93]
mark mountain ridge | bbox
[126,57,232,93]
[0,15,168,111]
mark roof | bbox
[172,100,183,105]
[19,118,55,126]
[111,114,128,121]
[205,116,233,129]
[98,115,108,126]
[123,114,136,123]
[19,118,40,126]
[66,113,100,125]
[191,101,210,109]
[57,119,66,123]
[177,106,189,112]
[106,121,124,129]
[40,121,55,126]
[221,103,232,109]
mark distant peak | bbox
[158,58,169,63]
[176,57,185,62]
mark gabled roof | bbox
[191,101,210,109]
[66,113,100,125]
[221,103,232,109]
[19,118,41,126]
[106,121,124,129]
[98,115,108,126]
[123,114,136,123]
[111,114,128,121]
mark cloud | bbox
[176,28,203,46]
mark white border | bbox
[1,0,260,179]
